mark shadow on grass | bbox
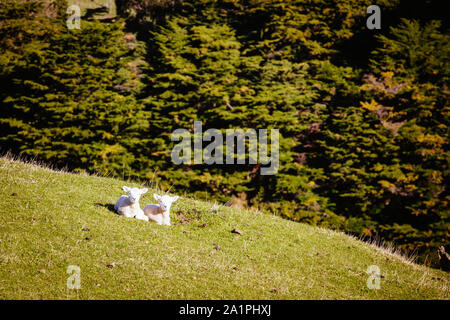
[95,203,116,214]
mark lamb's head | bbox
[122,186,148,204]
[153,194,179,212]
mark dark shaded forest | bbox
[1,0,448,267]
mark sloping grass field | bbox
[0,156,448,299]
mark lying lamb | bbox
[114,186,149,221]
[143,194,179,226]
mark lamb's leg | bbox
[119,208,134,218]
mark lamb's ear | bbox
[140,188,148,194]
[122,186,131,192]
[153,194,161,201]
[172,196,179,202]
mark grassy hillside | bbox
[0,156,448,299]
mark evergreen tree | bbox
[0,0,149,176]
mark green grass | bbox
[0,156,448,299]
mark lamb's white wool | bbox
[114,186,149,221]
[143,194,179,226]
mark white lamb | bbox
[143,194,179,226]
[114,186,149,221]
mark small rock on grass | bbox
[231,228,243,235]
[270,288,279,294]
[106,263,116,268]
